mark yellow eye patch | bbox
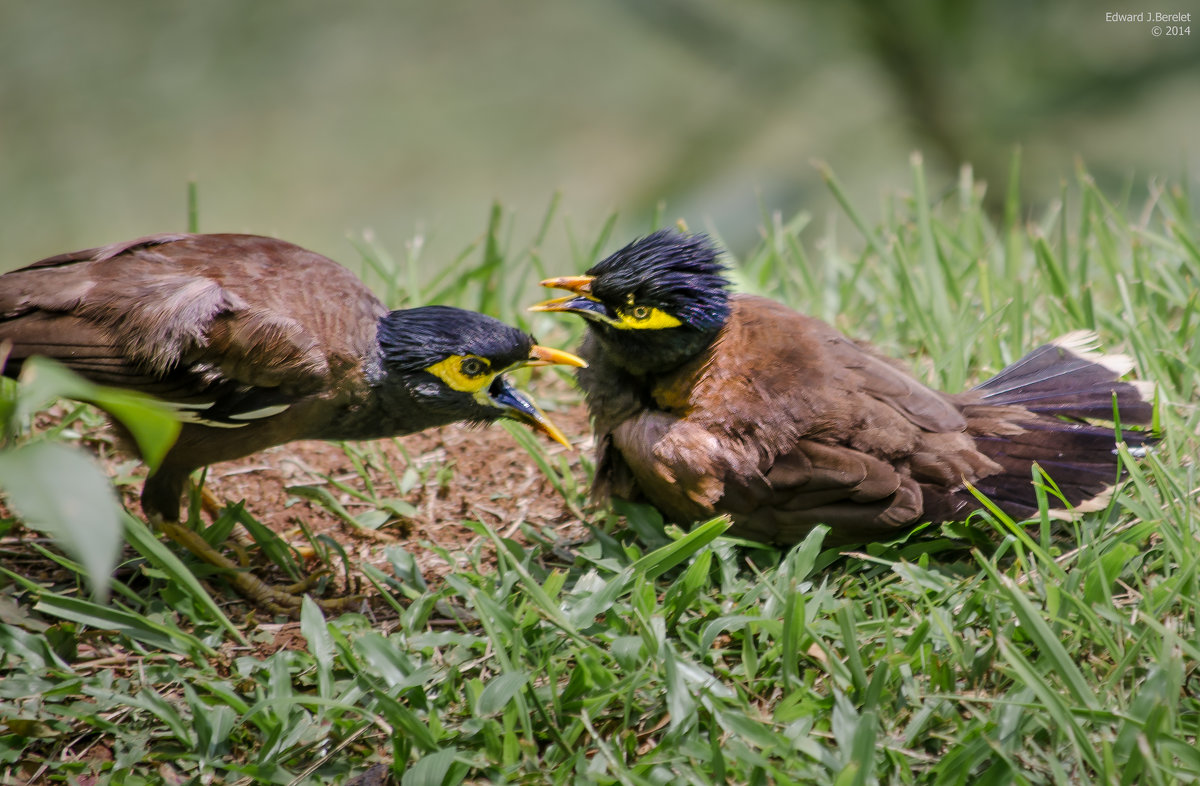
[424,354,495,393]
[615,305,682,330]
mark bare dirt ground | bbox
[0,379,598,626]
[197,400,595,584]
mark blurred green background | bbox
[3,0,1197,275]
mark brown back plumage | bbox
[0,234,389,519]
[0,234,382,395]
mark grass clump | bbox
[1,159,1198,784]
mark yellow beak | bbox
[525,344,587,368]
[528,410,572,449]
[528,295,588,314]
[539,275,596,295]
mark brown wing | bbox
[609,406,925,545]
[828,334,967,433]
[675,296,964,440]
[0,234,386,413]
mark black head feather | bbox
[587,230,731,331]
[325,304,570,446]
[353,305,543,438]
[376,306,534,373]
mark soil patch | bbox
[1,380,598,627]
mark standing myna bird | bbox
[1,233,585,610]
[531,230,1155,546]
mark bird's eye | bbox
[630,305,651,320]
[460,357,488,377]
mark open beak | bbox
[528,294,614,322]
[482,343,583,448]
[524,344,587,368]
[487,375,571,448]
[531,275,614,322]
[539,275,595,295]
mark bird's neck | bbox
[309,352,431,440]
[587,324,721,378]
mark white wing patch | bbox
[229,404,291,421]
[165,400,291,428]
[173,410,249,429]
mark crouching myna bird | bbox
[1,233,584,610]
[531,229,1156,546]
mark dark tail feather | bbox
[956,332,1157,518]
[973,331,1155,423]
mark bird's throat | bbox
[592,324,720,378]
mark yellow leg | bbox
[199,486,223,521]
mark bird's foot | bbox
[154,518,363,617]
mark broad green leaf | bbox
[631,516,731,580]
[476,671,528,716]
[401,748,462,786]
[0,442,120,601]
[24,588,212,657]
[300,597,334,697]
[17,357,180,471]
[121,513,246,644]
